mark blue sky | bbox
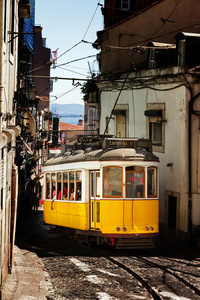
[35,1,104,105]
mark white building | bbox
[90,0,200,246]
[0,0,22,292]
[97,65,200,245]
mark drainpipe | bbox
[188,86,200,245]
[0,1,3,133]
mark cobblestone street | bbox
[13,209,200,300]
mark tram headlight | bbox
[145,227,149,231]
[150,227,154,231]
[116,227,120,232]
[122,227,127,232]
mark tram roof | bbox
[43,138,159,167]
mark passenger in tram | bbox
[148,183,154,196]
[52,188,56,199]
[58,190,62,200]
[63,187,68,200]
[70,188,75,201]
[77,182,81,200]
[129,176,137,198]
[136,177,144,198]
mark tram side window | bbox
[103,167,122,197]
[51,173,56,199]
[147,167,157,197]
[57,172,62,199]
[69,171,75,201]
[63,172,68,200]
[75,171,82,201]
[91,172,94,197]
[46,173,50,199]
[96,172,100,197]
[126,166,145,198]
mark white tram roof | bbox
[43,147,159,168]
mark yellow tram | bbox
[42,137,159,249]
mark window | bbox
[91,172,94,197]
[121,0,130,10]
[96,172,100,197]
[147,167,157,197]
[91,171,100,198]
[126,166,145,198]
[103,167,122,197]
[75,171,82,201]
[149,120,162,145]
[57,172,62,199]
[46,173,50,199]
[51,173,56,199]
[63,172,68,200]
[69,172,75,201]
[146,103,165,153]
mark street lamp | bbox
[27,84,37,101]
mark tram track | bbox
[106,256,162,300]
[102,253,200,300]
[137,256,200,296]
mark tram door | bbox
[90,171,101,230]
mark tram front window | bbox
[103,167,122,197]
[147,167,157,197]
[126,167,145,198]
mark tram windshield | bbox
[103,166,123,197]
[126,166,145,198]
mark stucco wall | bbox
[99,77,190,234]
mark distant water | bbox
[59,116,83,125]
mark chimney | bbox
[77,119,83,126]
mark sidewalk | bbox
[2,245,53,300]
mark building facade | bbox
[0,0,52,294]
[0,0,22,293]
[87,0,200,246]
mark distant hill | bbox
[50,103,84,116]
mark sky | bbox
[35,0,104,105]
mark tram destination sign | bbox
[103,138,137,149]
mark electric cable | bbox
[82,1,101,40]
[56,66,88,77]
[150,0,183,40]
[50,84,80,104]
[55,54,96,68]
[103,71,130,136]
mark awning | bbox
[0,132,8,149]
[3,128,15,143]
[0,126,21,149]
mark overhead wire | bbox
[103,71,130,136]
[56,66,88,77]
[55,54,96,68]
[149,0,183,40]
[50,84,80,104]
[28,1,102,76]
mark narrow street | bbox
[15,208,200,300]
